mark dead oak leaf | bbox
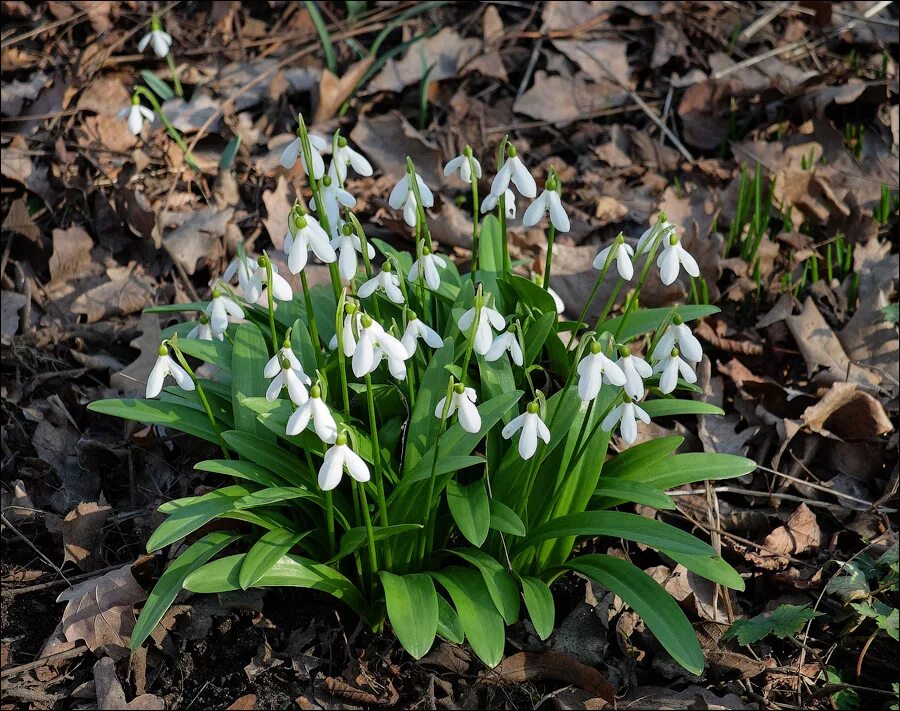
[552,39,631,87]
[368,28,482,93]
[262,176,293,251]
[314,56,374,123]
[801,382,893,440]
[2,196,38,241]
[71,270,156,323]
[485,652,616,703]
[62,499,112,571]
[163,207,231,275]
[49,226,95,286]
[746,503,821,570]
[514,70,627,126]
[94,657,164,710]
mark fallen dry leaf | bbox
[747,503,822,570]
[552,39,631,87]
[110,312,161,396]
[2,196,39,241]
[368,28,482,93]
[485,652,616,703]
[49,226,95,286]
[163,207,231,275]
[94,657,164,710]
[620,684,756,709]
[262,176,293,251]
[513,70,627,125]
[314,56,374,123]
[0,290,28,343]
[62,499,112,571]
[801,382,893,440]
[350,111,443,186]
[71,270,156,323]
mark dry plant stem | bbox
[0,644,88,679]
[364,374,392,568]
[0,513,70,585]
[170,344,228,457]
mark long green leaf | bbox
[403,340,454,474]
[234,486,319,509]
[602,436,683,480]
[519,575,554,640]
[620,453,756,489]
[222,430,308,486]
[641,399,724,418]
[446,479,490,547]
[328,524,422,564]
[600,305,719,342]
[380,572,438,660]
[592,478,675,510]
[663,551,745,591]
[239,528,307,589]
[140,70,174,100]
[87,399,221,445]
[489,499,526,537]
[194,459,284,487]
[447,548,519,624]
[148,486,252,552]
[231,323,272,439]
[436,594,464,643]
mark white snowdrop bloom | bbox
[400,191,420,227]
[548,287,565,314]
[138,27,173,58]
[651,316,703,364]
[443,148,482,184]
[657,232,700,286]
[502,402,551,460]
[485,326,523,367]
[247,261,293,302]
[458,304,506,356]
[434,384,481,434]
[264,344,311,385]
[635,219,677,255]
[332,136,373,183]
[318,433,370,491]
[408,246,447,291]
[653,348,698,394]
[266,357,309,406]
[523,183,570,233]
[286,385,337,443]
[332,233,375,282]
[280,132,328,179]
[401,313,443,356]
[616,348,653,400]
[187,315,215,341]
[601,398,651,446]
[146,344,194,399]
[314,167,356,232]
[358,263,404,304]
[479,188,516,217]
[388,169,434,213]
[117,100,155,135]
[284,213,336,274]
[223,253,258,298]
[205,289,244,338]
[593,240,635,281]
[576,342,627,402]
[371,346,408,381]
[489,145,536,199]
[351,315,409,378]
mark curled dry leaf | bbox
[163,207,231,275]
[262,175,293,251]
[801,382,893,440]
[94,657,165,710]
[746,503,822,571]
[49,226,95,286]
[314,56,374,123]
[2,196,39,241]
[71,270,156,323]
[485,651,616,703]
[513,70,627,125]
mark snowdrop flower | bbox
[443,146,482,184]
[372,347,409,381]
[601,396,651,446]
[117,97,155,135]
[286,384,337,443]
[389,167,434,217]
[489,143,536,200]
[331,135,373,183]
[205,288,244,338]
[408,245,447,291]
[247,258,293,302]
[223,252,258,298]
[651,315,703,363]
[265,356,309,406]
[264,342,311,386]
[315,168,356,231]
[146,344,194,398]
[523,174,570,232]
[502,401,551,460]
[399,192,420,227]
[482,188,517,217]
[280,131,328,179]
[530,273,565,314]
[187,314,215,341]
[577,341,627,402]
[435,384,481,434]
[332,229,375,282]
[653,347,698,394]
[458,301,506,356]
[138,17,173,58]
[401,312,443,356]
[616,346,653,400]
[284,211,336,274]
[593,236,634,281]
[635,218,677,255]
[485,324,523,367]
[657,231,700,286]
[351,314,409,378]
[358,262,404,304]
[318,432,370,491]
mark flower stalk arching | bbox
[568,232,624,351]
[540,168,562,292]
[131,86,199,171]
[167,338,229,457]
[614,213,668,340]
[346,215,381,321]
[259,253,278,353]
[464,146,481,274]
[333,290,352,418]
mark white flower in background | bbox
[657,232,700,286]
[146,344,194,398]
[264,344,311,385]
[318,433,370,491]
[389,169,434,218]
[401,313,443,356]
[458,303,505,355]
[523,178,570,232]
[247,260,293,302]
[549,287,565,314]
[485,325,523,367]
[482,188,517,217]
[286,385,337,443]
[408,245,447,291]
[358,263,404,304]
[652,316,703,363]
[315,167,356,231]
[187,314,215,341]
[280,132,328,179]
[138,18,173,58]
[593,239,634,281]
[502,402,551,460]
[616,347,653,400]
[488,144,536,201]
[332,232,375,282]
[265,356,309,406]
[443,148,482,184]
[205,288,244,337]
[351,315,409,378]
[223,252,258,298]
[636,219,677,255]
[284,212,336,274]
[435,384,481,434]
[332,136,373,183]
[117,98,155,135]
[577,342,627,402]
[601,397,651,446]
[653,347,698,394]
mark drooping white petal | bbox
[676,323,703,362]
[658,245,680,286]
[501,413,525,440]
[388,174,409,209]
[456,394,482,433]
[286,401,312,436]
[518,414,539,459]
[311,399,337,443]
[344,448,370,482]
[522,191,549,228]
[509,156,537,198]
[146,356,169,398]
[615,244,634,280]
[547,191,570,232]
[677,244,700,278]
[620,403,638,445]
[659,357,679,394]
[280,137,301,170]
[318,446,345,491]
[601,404,624,433]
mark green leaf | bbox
[148,486,252,552]
[519,575,554,640]
[131,531,240,650]
[88,399,222,445]
[176,337,233,368]
[239,528,307,590]
[380,572,438,660]
[184,553,366,615]
[219,135,241,170]
[430,567,506,668]
[602,436,683,480]
[403,340,454,474]
[447,548,520,624]
[222,430,307,486]
[641,399,724,418]
[601,305,719,342]
[291,319,318,371]
[145,301,207,314]
[446,479,490,547]
[478,215,504,307]
[724,604,821,645]
[592,478,675,509]
[436,594,464,644]
[140,70,174,100]
[522,511,717,557]
[620,453,756,490]
[503,274,557,318]
[523,311,557,366]
[490,499,526,537]
[328,524,422,564]
[232,324,272,439]
[194,459,284,487]
[234,486,319,509]
[566,554,705,675]
[664,551,745,590]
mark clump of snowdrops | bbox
[92,111,755,672]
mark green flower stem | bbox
[419,377,456,565]
[350,215,381,321]
[568,236,619,352]
[169,343,228,457]
[467,153,481,274]
[165,53,183,98]
[334,291,352,417]
[355,480,378,599]
[542,224,557,292]
[262,255,278,353]
[496,135,511,274]
[299,270,322,368]
[459,287,483,385]
[595,278,624,332]
[132,87,199,171]
[364,374,392,568]
[614,240,661,341]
